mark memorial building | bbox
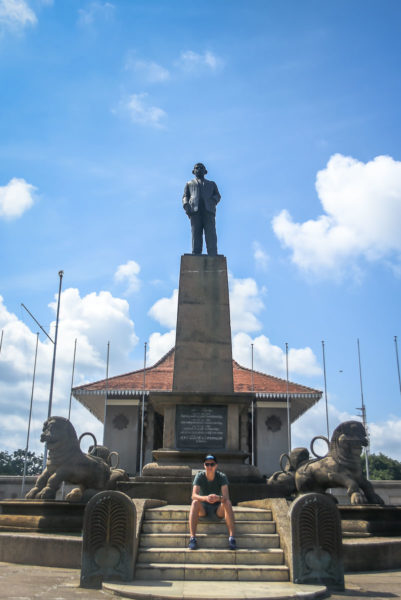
[73,255,321,481]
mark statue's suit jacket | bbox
[182,178,221,215]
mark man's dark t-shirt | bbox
[193,470,229,496]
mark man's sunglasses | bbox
[204,462,216,467]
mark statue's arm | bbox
[25,468,50,498]
[359,478,385,504]
[182,182,190,210]
[212,182,221,205]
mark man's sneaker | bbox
[188,536,197,550]
[228,536,237,550]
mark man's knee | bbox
[190,499,202,512]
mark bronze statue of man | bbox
[182,163,221,256]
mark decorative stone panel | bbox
[80,490,136,588]
[290,492,344,590]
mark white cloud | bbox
[126,57,170,83]
[272,154,401,278]
[114,260,141,295]
[148,289,178,329]
[292,400,357,451]
[77,1,114,26]
[147,330,175,365]
[229,275,264,333]
[369,417,401,461]
[0,178,36,220]
[178,50,223,72]
[123,93,166,128]
[0,0,37,29]
[253,241,269,271]
[232,332,322,379]
[0,288,138,454]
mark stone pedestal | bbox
[173,254,233,394]
[147,392,261,482]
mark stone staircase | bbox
[135,505,289,581]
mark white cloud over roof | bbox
[272,154,401,278]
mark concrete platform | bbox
[103,580,327,599]
[1,562,401,600]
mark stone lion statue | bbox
[25,417,129,502]
[265,447,310,497]
[295,420,384,505]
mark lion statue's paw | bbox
[36,487,56,500]
[65,487,83,502]
[25,488,39,499]
[350,491,365,505]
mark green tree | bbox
[361,452,401,480]
[0,449,43,476]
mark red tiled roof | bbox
[73,348,320,396]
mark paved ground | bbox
[0,562,401,600]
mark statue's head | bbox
[40,416,78,449]
[192,163,207,177]
[330,420,367,465]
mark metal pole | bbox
[0,329,3,354]
[395,336,401,401]
[43,270,63,468]
[21,332,39,498]
[47,270,64,419]
[251,343,255,466]
[21,304,53,343]
[68,339,77,421]
[103,341,110,445]
[357,338,370,479]
[139,342,147,475]
[321,340,330,439]
[285,342,291,453]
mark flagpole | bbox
[139,341,147,475]
[43,270,64,468]
[321,340,330,439]
[395,336,401,401]
[103,341,110,445]
[0,329,3,355]
[251,343,255,466]
[47,270,63,419]
[285,342,291,453]
[68,338,77,421]
[357,338,369,479]
[21,332,39,498]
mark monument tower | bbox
[72,163,322,501]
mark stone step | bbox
[139,533,280,549]
[104,579,327,599]
[137,547,284,565]
[145,506,272,521]
[134,563,289,582]
[142,520,275,534]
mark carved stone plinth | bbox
[290,492,344,590]
[80,491,136,589]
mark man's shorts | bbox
[201,501,223,520]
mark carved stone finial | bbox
[290,492,344,590]
[80,491,136,588]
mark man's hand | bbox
[206,494,220,504]
[184,204,191,216]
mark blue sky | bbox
[1,0,401,462]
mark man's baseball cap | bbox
[204,454,217,463]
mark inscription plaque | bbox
[176,405,227,449]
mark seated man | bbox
[188,454,236,550]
